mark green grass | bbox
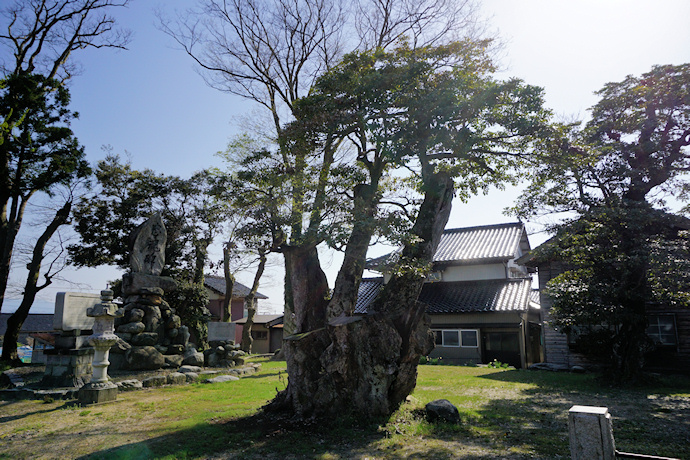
[1,358,689,459]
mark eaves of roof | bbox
[204,275,268,299]
[354,277,534,315]
[234,314,283,325]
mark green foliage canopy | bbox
[230,40,552,253]
[513,64,690,382]
[69,155,228,282]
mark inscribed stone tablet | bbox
[130,212,167,275]
[54,292,101,331]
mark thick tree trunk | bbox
[269,172,454,419]
[241,301,255,353]
[0,203,24,315]
[222,242,235,322]
[611,316,649,384]
[1,201,70,363]
[193,239,209,285]
[327,182,380,321]
[269,244,330,416]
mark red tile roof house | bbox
[360,222,543,368]
[203,275,268,344]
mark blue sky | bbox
[4,0,690,314]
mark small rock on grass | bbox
[204,375,240,384]
[117,379,143,391]
[142,375,167,387]
[179,365,202,374]
[425,399,460,424]
[167,372,187,385]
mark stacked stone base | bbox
[41,348,94,388]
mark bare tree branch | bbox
[1,0,132,83]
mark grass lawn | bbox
[1,359,689,459]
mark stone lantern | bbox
[78,289,123,405]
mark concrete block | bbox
[78,382,118,405]
[569,405,616,460]
[208,322,236,342]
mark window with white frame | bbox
[646,315,677,346]
[433,329,478,347]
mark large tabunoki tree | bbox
[249,43,548,418]
[167,0,548,418]
[165,0,485,331]
[512,64,690,384]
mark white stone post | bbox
[78,289,124,405]
[568,405,616,460]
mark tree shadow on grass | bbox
[240,371,285,380]
[0,400,65,424]
[472,369,690,459]
[76,411,388,460]
[75,409,530,459]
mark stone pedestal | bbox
[78,290,123,405]
[78,381,119,405]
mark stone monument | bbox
[110,212,200,370]
[42,292,101,387]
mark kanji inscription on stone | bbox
[130,212,167,275]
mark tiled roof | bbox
[204,275,268,299]
[435,223,526,263]
[355,277,384,312]
[0,313,55,335]
[234,314,283,326]
[354,278,533,314]
[354,278,382,313]
[367,222,528,269]
[530,289,541,308]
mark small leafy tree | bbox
[0,74,90,362]
[69,155,228,282]
[166,280,211,350]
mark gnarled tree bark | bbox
[269,172,454,419]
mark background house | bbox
[204,275,268,344]
[359,222,542,368]
[525,242,690,373]
[0,313,54,346]
[233,314,283,354]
